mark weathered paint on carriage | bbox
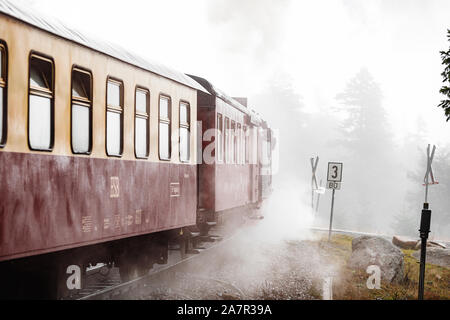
[196,91,259,213]
[0,151,197,262]
[0,13,198,163]
[0,11,200,262]
[215,164,253,212]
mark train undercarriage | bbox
[0,204,262,300]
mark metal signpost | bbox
[418,145,437,300]
[315,179,324,214]
[327,162,343,242]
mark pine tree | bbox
[334,68,401,233]
[438,29,450,121]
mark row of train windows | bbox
[0,42,191,162]
[216,113,250,165]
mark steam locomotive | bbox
[0,0,274,299]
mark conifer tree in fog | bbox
[336,68,390,156]
[252,75,340,189]
[252,76,309,183]
[438,29,450,121]
[334,68,400,233]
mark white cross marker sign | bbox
[423,145,438,186]
[310,157,320,211]
[311,157,319,190]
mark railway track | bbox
[310,227,392,241]
[72,225,446,300]
[76,225,358,300]
[310,227,450,247]
[74,224,247,300]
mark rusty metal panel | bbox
[156,163,170,230]
[175,165,197,227]
[215,164,252,212]
[0,151,197,263]
[169,164,180,227]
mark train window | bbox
[217,113,223,162]
[0,42,6,147]
[179,102,190,162]
[237,123,242,164]
[71,68,92,154]
[224,117,230,163]
[135,88,150,159]
[231,121,236,164]
[159,95,171,160]
[28,54,54,151]
[244,125,249,164]
[106,78,123,157]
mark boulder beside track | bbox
[392,236,419,250]
[412,248,450,268]
[348,236,404,284]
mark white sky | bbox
[17,0,450,146]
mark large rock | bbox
[414,241,447,250]
[412,248,450,268]
[392,236,419,250]
[348,236,404,283]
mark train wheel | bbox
[118,253,148,282]
[119,263,136,283]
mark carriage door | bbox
[249,125,260,203]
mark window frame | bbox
[158,94,172,161]
[27,52,55,152]
[231,120,236,164]
[244,125,249,164]
[0,41,8,148]
[237,123,242,165]
[70,66,93,155]
[134,86,150,159]
[179,101,191,163]
[224,117,230,164]
[105,77,124,158]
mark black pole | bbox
[418,203,431,300]
[328,188,335,242]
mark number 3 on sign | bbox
[327,163,343,182]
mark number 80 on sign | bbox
[327,181,341,190]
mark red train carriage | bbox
[0,1,205,298]
[188,76,273,227]
[0,0,273,299]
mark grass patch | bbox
[317,234,449,300]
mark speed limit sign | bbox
[327,162,343,182]
[327,162,343,242]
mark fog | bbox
[16,0,450,239]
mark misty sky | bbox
[17,0,450,145]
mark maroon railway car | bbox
[0,0,273,299]
[0,1,206,298]
[189,76,273,226]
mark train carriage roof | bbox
[0,0,208,93]
[187,74,263,125]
